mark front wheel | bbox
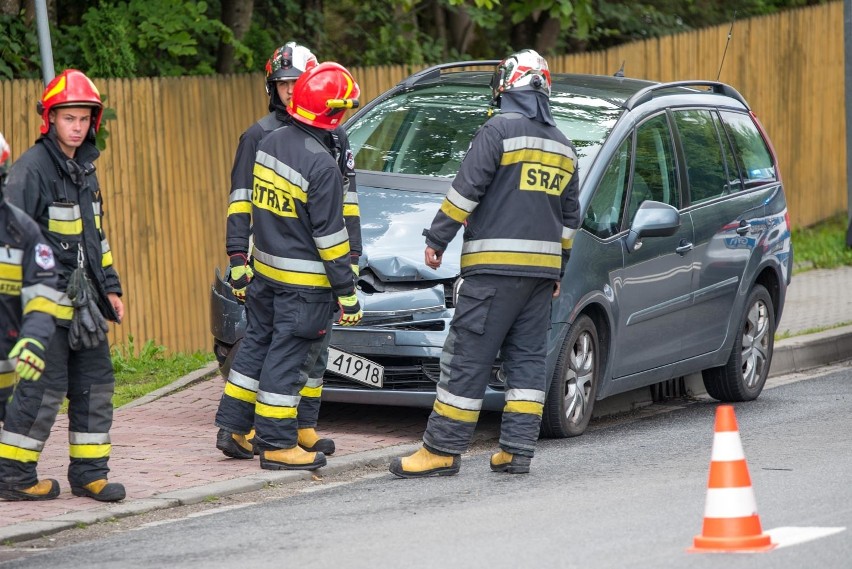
[541,314,600,438]
[702,284,775,401]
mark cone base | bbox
[690,533,775,553]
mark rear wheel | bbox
[541,314,600,438]
[702,284,774,401]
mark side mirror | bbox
[625,201,681,253]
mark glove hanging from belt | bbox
[66,267,110,350]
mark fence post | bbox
[845,0,852,245]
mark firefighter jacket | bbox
[226,112,361,260]
[1,198,60,388]
[249,122,356,298]
[424,111,581,280]
[4,134,122,323]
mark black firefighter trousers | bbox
[0,326,116,488]
[423,274,553,458]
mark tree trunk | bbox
[0,0,21,16]
[448,5,475,56]
[534,16,561,55]
[217,0,254,74]
[431,0,448,60]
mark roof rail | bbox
[401,60,501,88]
[623,80,749,111]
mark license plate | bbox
[327,347,384,388]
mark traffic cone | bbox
[689,405,775,552]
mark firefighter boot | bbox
[388,447,460,478]
[490,450,531,474]
[246,428,260,455]
[71,479,126,502]
[260,446,327,471]
[297,428,335,455]
[217,428,254,459]
[0,479,60,501]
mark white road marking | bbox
[766,526,847,548]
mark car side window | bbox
[719,111,777,188]
[626,114,679,222]
[583,137,631,238]
[673,109,730,204]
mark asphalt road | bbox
[2,367,850,569]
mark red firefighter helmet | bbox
[287,62,360,130]
[38,69,103,135]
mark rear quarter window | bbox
[719,111,777,188]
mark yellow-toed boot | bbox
[490,450,531,474]
[0,479,60,501]
[298,427,335,455]
[217,428,254,459]
[71,479,126,502]
[388,447,460,478]
[260,446,326,471]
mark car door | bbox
[673,109,774,358]
[610,113,695,378]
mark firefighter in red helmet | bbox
[215,62,362,471]
[0,69,127,501]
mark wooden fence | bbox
[0,2,846,353]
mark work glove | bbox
[67,267,110,351]
[8,338,47,381]
[337,293,362,327]
[229,254,253,302]
[351,255,360,277]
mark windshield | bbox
[346,82,622,178]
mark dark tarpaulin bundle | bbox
[66,267,110,350]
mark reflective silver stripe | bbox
[562,227,577,241]
[0,430,45,451]
[314,227,349,250]
[256,390,300,407]
[0,360,14,373]
[48,204,82,221]
[256,150,309,194]
[436,385,483,411]
[0,248,23,264]
[503,136,576,159]
[305,376,323,388]
[253,247,326,274]
[92,202,102,216]
[58,293,73,308]
[69,432,110,445]
[445,187,478,213]
[227,369,259,392]
[505,389,546,404]
[21,283,63,306]
[343,192,359,205]
[101,239,111,254]
[229,188,252,203]
[462,238,560,255]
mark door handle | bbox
[736,222,751,235]
[675,241,693,255]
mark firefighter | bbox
[218,42,362,460]
[389,50,581,477]
[214,62,363,471]
[0,131,60,437]
[0,70,126,501]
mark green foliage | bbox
[0,13,41,79]
[792,214,852,273]
[68,1,136,78]
[95,94,118,152]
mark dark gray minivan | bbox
[210,62,792,439]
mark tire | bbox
[541,314,600,438]
[702,284,775,401]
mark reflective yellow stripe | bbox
[433,400,480,423]
[0,372,17,388]
[95,215,102,231]
[0,443,40,462]
[503,400,544,416]
[318,241,350,262]
[56,304,74,321]
[254,259,331,288]
[69,443,111,459]
[440,199,470,223]
[461,251,561,269]
[343,204,360,217]
[43,75,67,102]
[48,218,83,235]
[299,385,322,398]
[500,148,576,170]
[295,106,317,122]
[0,279,21,295]
[562,238,574,249]
[224,382,257,404]
[102,250,113,268]
[23,296,61,317]
[0,265,22,281]
[255,402,298,419]
[228,201,252,216]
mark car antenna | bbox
[716,10,737,81]
[614,61,625,78]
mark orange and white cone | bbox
[690,405,775,552]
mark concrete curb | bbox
[771,325,852,376]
